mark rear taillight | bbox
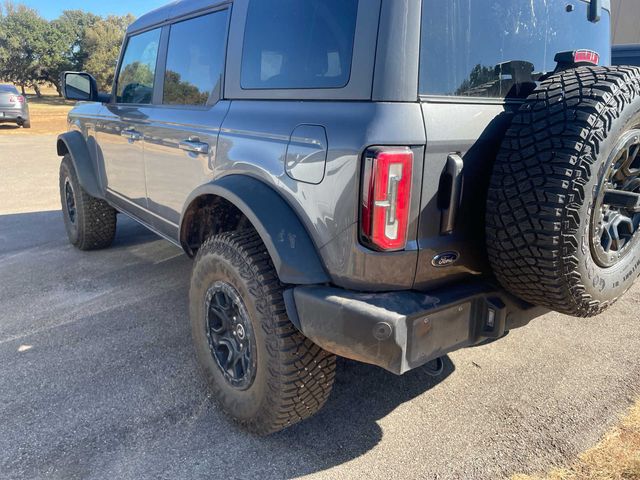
[9,95,25,104]
[360,147,413,251]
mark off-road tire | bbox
[487,66,640,317]
[59,155,117,250]
[190,230,337,435]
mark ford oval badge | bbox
[432,251,459,267]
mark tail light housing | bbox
[9,95,25,104]
[360,147,413,251]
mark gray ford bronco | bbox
[57,0,640,434]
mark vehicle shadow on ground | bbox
[262,357,456,477]
[0,209,456,479]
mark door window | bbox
[116,28,161,104]
[163,10,229,106]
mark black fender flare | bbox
[181,175,329,285]
[56,131,102,199]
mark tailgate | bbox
[414,102,513,290]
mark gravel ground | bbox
[0,135,639,480]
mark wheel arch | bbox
[56,131,102,199]
[180,175,329,285]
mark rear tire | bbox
[487,66,640,316]
[22,120,31,129]
[59,155,117,250]
[190,230,336,435]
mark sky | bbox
[16,0,169,20]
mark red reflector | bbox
[574,49,599,65]
[9,95,25,103]
[361,148,413,251]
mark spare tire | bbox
[486,66,640,317]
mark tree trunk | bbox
[20,84,26,95]
[33,83,42,98]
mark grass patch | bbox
[514,401,640,480]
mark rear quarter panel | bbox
[217,101,426,290]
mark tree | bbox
[455,64,499,97]
[83,14,134,91]
[163,71,210,105]
[0,3,133,96]
[43,10,100,95]
[52,10,99,70]
[0,1,50,95]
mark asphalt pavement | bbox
[1,135,639,480]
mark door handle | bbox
[179,139,210,155]
[121,129,143,141]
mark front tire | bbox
[190,230,336,435]
[59,155,117,250]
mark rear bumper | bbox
[0,108,29,123]
[286,281,546,375]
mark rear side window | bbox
[163,10,229,106]
[241,0,358,90]
[116,28,161,104]
[420,0,611,99]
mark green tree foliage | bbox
[42,10,100,94]
[455,64,499,97]
[84,14,135,91]
[163,71,210,106]
[0,1,50,95]
[0,2,133,96]
[116,61,154,103]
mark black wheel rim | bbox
[204,282,256,390]
[64,179,77,224]
[591,129,640,268]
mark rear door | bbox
[97,28,162,214]
[415,0,612,290]
[142,7,231,239]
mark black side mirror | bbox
[61,72,107,102]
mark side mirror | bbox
[62,72,107,102]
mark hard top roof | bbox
[127,0,227,33]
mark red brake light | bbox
[360,147,413,251]
[9,95,25,104]
[574,49,599,65]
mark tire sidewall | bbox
[575,99,640,303]
[59,157,82,245]
[189,243,273,423]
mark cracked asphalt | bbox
[1,135,639,480]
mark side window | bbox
[241,0,359,90]
[163,10,229,106]
[116,28,161,104]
